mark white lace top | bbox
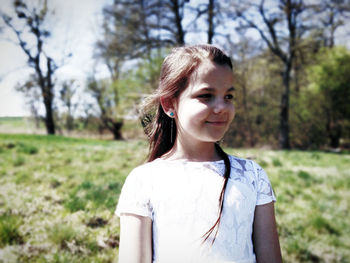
[116,155,276,263]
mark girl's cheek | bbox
[187,101,209,111]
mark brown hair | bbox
[141,44,232,243]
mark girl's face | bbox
[174,60,235,145]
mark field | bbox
[0,133,349,262]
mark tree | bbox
[207,0,215,44]
[96,0,156,81]
[15,74,42,129]
[96,0,190,80]
[314,0,350,48]
[308,47,350,148]
[228,37,259,146]
[186,0,225,44]
[87,77,124,140]
[92,0,163,139]
[1,0,58,134]
[225,0,310,149]
[92,0,191,139]
[196,0,220,44]
[163,0,188,45]
[59,80,78,131]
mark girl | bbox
[116,45,282,263]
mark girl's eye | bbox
[225,94,234,100]
[198,94,213,99]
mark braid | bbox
[202,143,231,244]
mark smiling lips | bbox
[205,120,227,126]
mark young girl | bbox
[116,45,282,263]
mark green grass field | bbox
[0,134,349,262]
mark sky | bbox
[0,0,110,117]
[0,0,210,117]
[0,1,349,117]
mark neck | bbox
[162,138,221,162]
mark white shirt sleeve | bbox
[115,165,153,218]
[253,161,276,205]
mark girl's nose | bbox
[213,98,227,114]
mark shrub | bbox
[64,196,87,212]
[13,155,25,166]
[272,158,282,167]
[0,214,24,247]
[48,223,77,249]
[18,143,39,155]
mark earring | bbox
[169,112,174,143]
[171,118,174,143]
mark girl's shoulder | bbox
[126,158,171,180]
[128,156,265,181]
[229,155,261,172]
[132,156,263,172]
[127,160,154,178]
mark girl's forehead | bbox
[193,60,231,78]
[189,61,232,86]
[195,60,217,75]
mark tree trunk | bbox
[241,79,255,147]
[329,132,341,148]
[102,117,123,140]
[279,64,291,149]
[3,0,58,136]
[207,0,214,44]
[43,90,55,135]
[112,121,124,140]
[44,58,55,135]
[37,66,56,135]
[44,102,55,134]
[326,111,341,148]
[171,0,185,45]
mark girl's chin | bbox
[200,135,225,143]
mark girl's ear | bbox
[160,97,175,117]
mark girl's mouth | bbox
[206,121,227,126]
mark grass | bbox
[0,133,349,262]
[0,117,28,128]
[0,213,24,247]
[225,148,350,263]
[0,133,147,262]
[0,116,146,140]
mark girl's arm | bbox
[118,213,152,263]
[253,202,282,263]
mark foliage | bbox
[15,74,43,129]
[86,77,124,140]
[226,42,350,150]
[58,80,79,131]
[0,134,349,262]
[225,51,281,147]
[224,0,311,149]
[90,0,196,140]
[289,87,328,149]
[87,51,164,139]
[116,51,165,107]
[307,47,350,147]
[308,47,350,119]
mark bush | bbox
[0,214,24,247]
[17,143,39,155]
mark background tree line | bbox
[1,0,350,149]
